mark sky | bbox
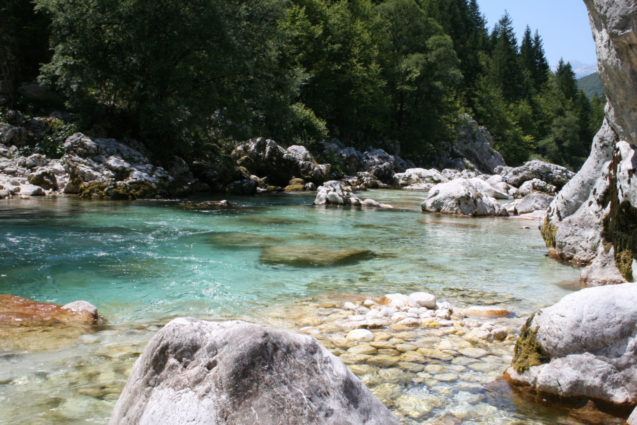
[477,0,597,77]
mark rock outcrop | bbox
[0,131,197,199]
[499,160,575,190]
[506,283,637,407]
[231,138,330,187]
[318,140,412,185]
[541,0,637,284]
[109,318,400,425]
[421,178,509,216]
[437,115,506,174]
[393,168,447,191]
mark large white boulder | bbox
[421,178,508,216]
[109,318,399,425]
[314,180,361,206]
[506,283,637,406]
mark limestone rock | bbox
[18,183,45,196]
[109,318,400,425]
[506,192,554,215]
[506,283,637,406]
[314,180,361,206]
[421,178,508,216]
[318,140,412,184]
[393,168,447,190]
[542,0,637,284]
[231,138,329,186]
[502,160,575,189]
[445,115,506,174]
[628,407,637,425]
[516,178,556,198]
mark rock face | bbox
[542,0,637,284]
[318,140,412,185]
[421,178,508,216]
[500,160,575,190]
[506,283,637,407]
[0,132,197,199]
[439,115,506,174]
[231,138,330,187]
[393,168,446,191]
[109,318,400,425]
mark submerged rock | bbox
[202,232,281,249]
[541,0,637,284]
[506,283,637,406]
[109,318,400,425]
[421,178,508,217]
[260,245,375,267]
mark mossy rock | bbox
[541,216,558,249]
[512,314,550,373]
[260,245,375,267]
[288,177,305,186]
[284,184,305,192]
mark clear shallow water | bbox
[0,192,584,424]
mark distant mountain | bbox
[578,72,604,99]
[569,60,597,79]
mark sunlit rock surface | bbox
[542,0,637,284]
[109,318,400,425]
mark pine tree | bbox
[489,12,524,102]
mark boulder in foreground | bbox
[109,318,400,425]
[506,283,637,407]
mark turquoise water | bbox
[0,191,584,424]
[0,192,578,323]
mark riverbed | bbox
[0,191,597,424]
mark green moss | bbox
[512,314,550,373]
[601,151,636,282]
[616,248,634,282]
[284,184,305,192]
[79,181,109,199]
[541,216,558,249]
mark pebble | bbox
[346,329,373,341]
[396,394,441,419]
[367,354,399,367]
[408,292,437,309]
[347,344,377,355]
[459,347,489,358]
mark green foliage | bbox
[3,0,602,171]
[0,1,51,106]
[577,72,604,99]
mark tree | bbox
[555,59,578,101]
[37,0,309,155]
[0,1,50,106]
[280,0,386,145]
[489,12,524,102]
[375,0,461,159]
